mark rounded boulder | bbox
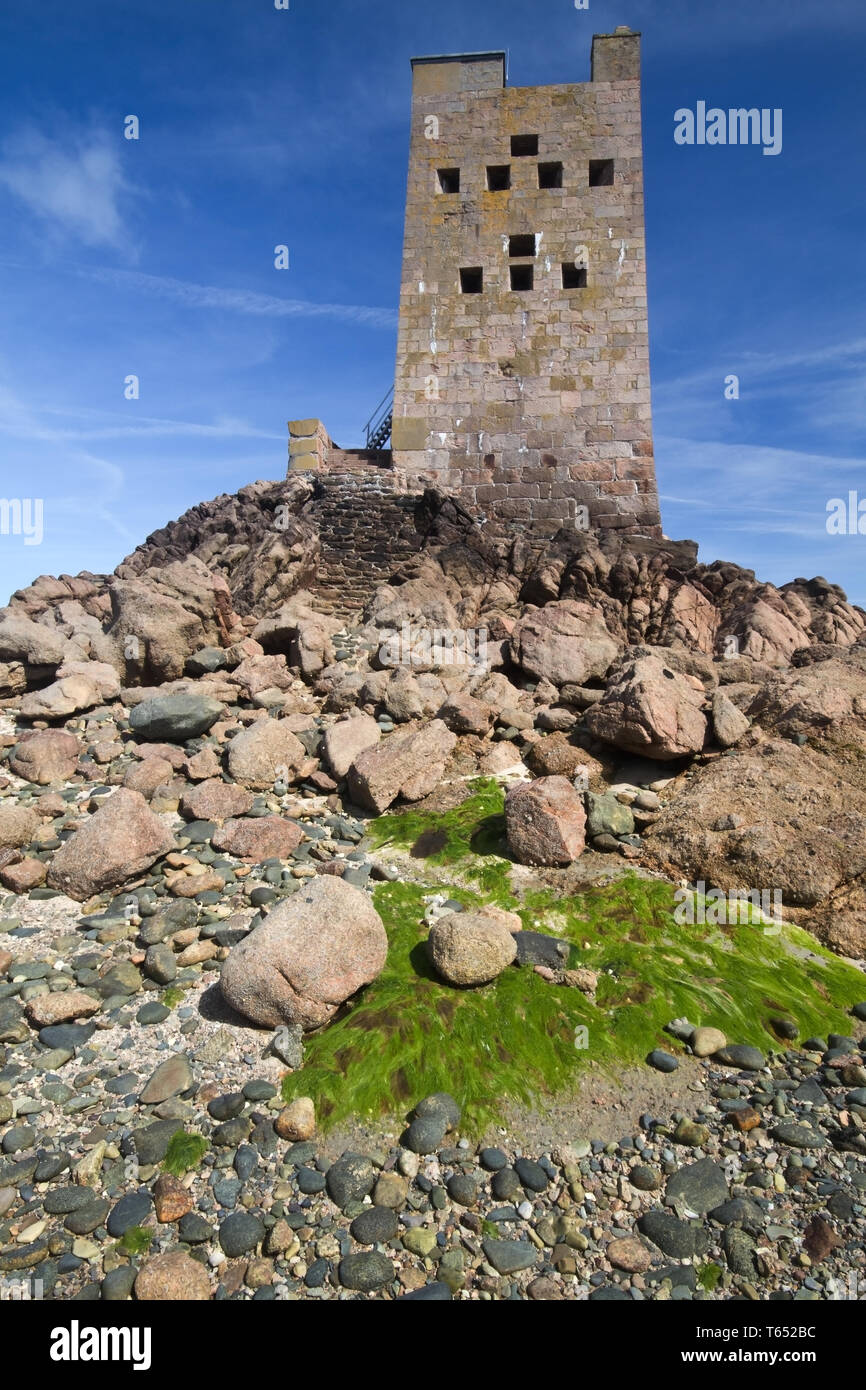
[427,911,517,986]
[219,876,388,1029]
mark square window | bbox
[460,266,483,294]
[511,134,539,157]
[562,263,587,289]
[538,161,563,189]
[510,264,534,291]
[437,168,460,194]
[487,164,511,191]
[508,234,535,258]
[589,158,614,187]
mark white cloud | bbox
[77,266,398,330]
[0,128,134,249]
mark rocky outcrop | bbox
[643,737,866,955]
[347,719,457,814]
[509,600,619,688]
[585,652,707,761]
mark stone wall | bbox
[300,459,424,615]
[390,30,661,539]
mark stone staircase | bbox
[303,460,424,619]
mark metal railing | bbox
[364,385,394,449]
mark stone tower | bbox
[390,28,661,538]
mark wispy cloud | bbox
[77,266,398,329]
[36,405,285,443]
[0,127,135,250]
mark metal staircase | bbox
[364,386,394,450]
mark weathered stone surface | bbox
[24,991,100,1028]
[47,788,175,901]
[505,776,586,866]
[129,694,224,743]
[510,601,619,687]
[274,1097,315,1141]
[19,673,104,720]
[226,719,307,790]
[427,911,518,986]
[712,690,750,749]
[140,1054,193,1104]
[347,719,456,814]
[437,693,492,736]
[153,1174,194,1223]
[135,1250,211,1301]
[220,876,388,1029]
[644,737,866,956]
[0,805,39,850]
[123,755,175,798]
[0,613,70,667]
[180,779,254,824]
[525,735,597,780]
[211,816,304,862]
[8,730,80,785]
[323,713,381,779]
[585,653,707,761]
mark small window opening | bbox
[437,168,460,194]
[510,264,534,291]
[508,234,536,258]
[511,134,539,157]
[538,161,563,189]
[460,266,483,294]
[589,159,614,187]
[487,164,511,191]
[562,263,588,289]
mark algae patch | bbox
[283,785,865,1133]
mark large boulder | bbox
[346,720,457,814]
[18,671,105,721]
[323,714,381,780]
[211,817,304,862]
[232,653,294,699]
[746,648,866,753]
[0,804,40,849]
[129,694,224,744]
[505,776,587,866]
[47,788,175,900]
[0,613,71,669]
[179,780,254,824]
[437,693,492,736]
[509,601,619,688]
[105,557,242,685]
[585,653,707,761]
[8,730,81,785]
[427,911,517,986]
[219,876,388,1029]
[643,737,866,956]
[226,719,307,790]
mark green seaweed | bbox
[697,1262,724,1292]
[282,786,866,1135]
[162,1129,209,1177]
[119,1226,153,1255]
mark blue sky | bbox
[1,0,865,606]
